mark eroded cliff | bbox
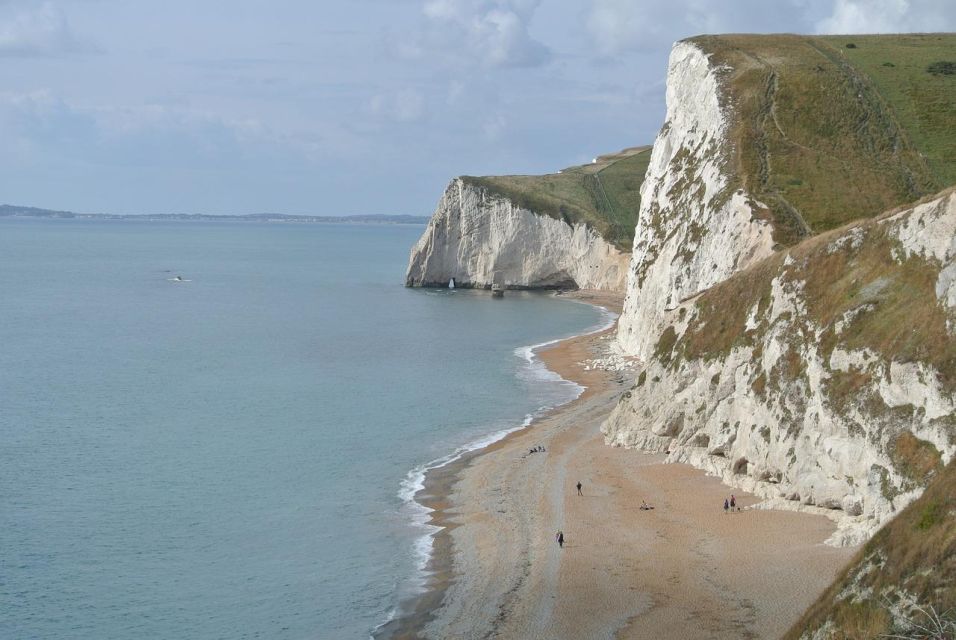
[405,178,630,290]
[405,148,651,292]
[615,41,776,357]
[606,189,956,543]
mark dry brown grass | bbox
[890,432,943,485]
[784,459,956,639]
[677,195,956,402]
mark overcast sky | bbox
[1,0,954,215]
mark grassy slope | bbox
[675,192,956,390]
[783,459,956,639]
[460,147,651,252]
[691,33,956,247]
[829,34,956,189]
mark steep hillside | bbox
[605,188,956,544]
[602,31,956,634]
[695,33,954,246]
[616,33,956,358]
[405,148,651,291]
[785,459,955,639]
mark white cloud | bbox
[482,112,506,139]
[0,89,314,168]
[815,0,956,34]
[404,0,550,69]
[585,0,826,56]
[587,0,648,55]
[0,1,98,57]
[367,88,426,122]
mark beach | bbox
[381,291,856,640]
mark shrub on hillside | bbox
[926,61,956,76]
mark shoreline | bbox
[375,290,625,639]
[378,289,856,639]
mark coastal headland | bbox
[380,291,856,639]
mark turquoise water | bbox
[0,219,606,639]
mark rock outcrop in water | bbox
[405,178,629,291]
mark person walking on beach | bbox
[576,481,583,496]
[723,497,729,513]
[556,531,564,548]
[730,495,736,511]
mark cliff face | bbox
[405,178,630,291]
[605,189,956,544]
[607,35,956,546]
[616,42,776,358]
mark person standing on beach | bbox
[723,497,729,513]
[576,481,583,496]
[730,495,736,511]
[556,531,564,548]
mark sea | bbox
[0,218,610,639]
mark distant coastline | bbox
[0,204,428,225]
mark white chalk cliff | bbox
[604,39,956,546]
[606,183,956,544]
[616,42,776,359]
[603,43,956,544]
[405,178,630,291]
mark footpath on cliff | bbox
[384,290,856,640]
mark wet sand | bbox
[379,290,855,639]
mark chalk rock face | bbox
[616,41,775,359]
[604,190,956,546]
[405,179,630,291]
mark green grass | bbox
[689,34,956,247]
[825,34,956,189]
[461,146,651,251]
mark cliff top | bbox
[460,146,652,252]
[688,33,956,246]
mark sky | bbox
[1,0,954,215]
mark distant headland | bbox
[0,204,428,225]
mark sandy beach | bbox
[380,291,856,640]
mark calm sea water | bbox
[0,219,606,639]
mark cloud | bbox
[481,112,506,139]
[398,0,550,69]
[585,0,827,56]
[367,88,426,122]
[0,90,319,169]
[815,0,956,34]
[0,1,98,57]
[584,0,956,55]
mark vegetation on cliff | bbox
[626,31,956,634]
[690,33,956,247]
[461,146,651,251]
[784,459,955,639]
[674,191,956,395]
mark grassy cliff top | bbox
[690,33,956,247]
[460,146,652,252]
